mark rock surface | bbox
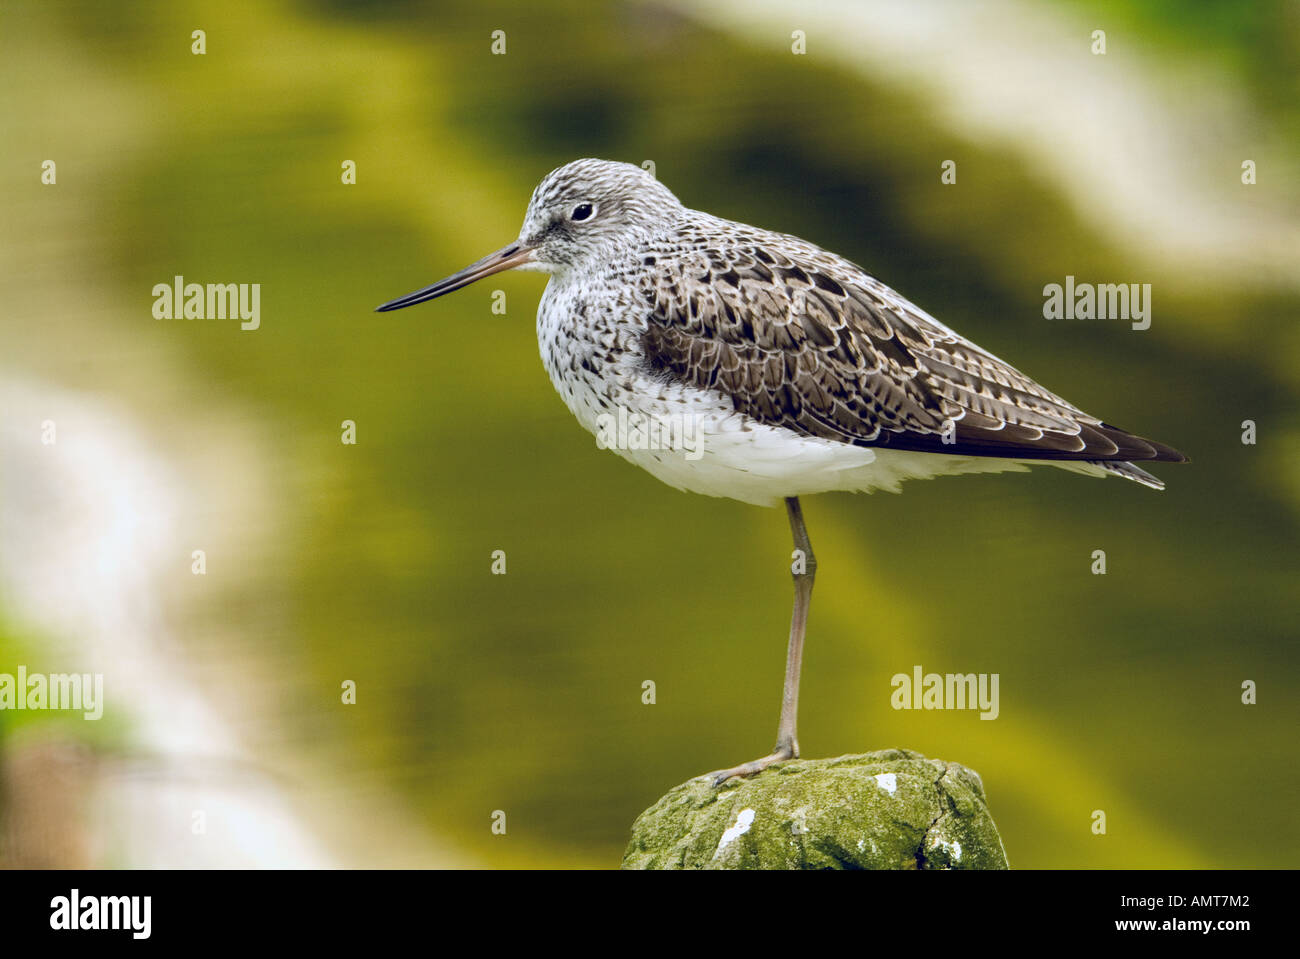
[622,749,1008,870]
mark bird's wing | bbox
[640,226,1185,462]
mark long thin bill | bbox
[375,242,535,312]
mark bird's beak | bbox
[375,242,537,312]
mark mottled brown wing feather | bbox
[641,231,1187,463]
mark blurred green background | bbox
[1,0,1297,868]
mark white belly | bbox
[561,361,1036,507]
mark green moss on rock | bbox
[622,749,1008,870]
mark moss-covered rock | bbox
[622,749,1008,870]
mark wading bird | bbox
[377,159,1185,783]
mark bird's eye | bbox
[570,203,594,222]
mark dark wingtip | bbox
[1095,423,1188,464]
[1146,439,1190,464]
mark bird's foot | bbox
[708,744,797,787]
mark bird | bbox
[376,158,1186,785]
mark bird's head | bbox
[376,158,682,313]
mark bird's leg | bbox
[709,496,815,786]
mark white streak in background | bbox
[672,0,1300,290]
[0,379,331,867]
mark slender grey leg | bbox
[709,496,815,785]
[775,496,814,757]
